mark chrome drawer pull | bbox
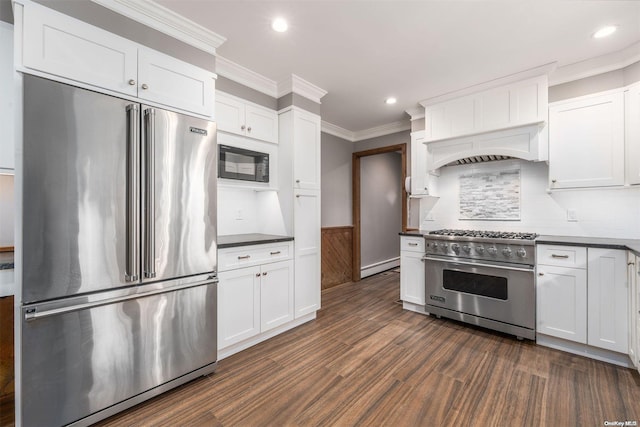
[238,255,251,260]
[270,251,281,255]
[551,254,569,259]
[408,243,418,246]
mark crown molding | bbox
[405,107,424,121]
[277,74,328,103]
[353,120,411,142]
[549,41,640,86]
[215,56,278,97]
[321,121,355,142]
[90,0,226,55]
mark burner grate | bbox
[428,229,538,240]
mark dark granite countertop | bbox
[537,235,640,255]
[399,231,427,237]
[218,233,294,249]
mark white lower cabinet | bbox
[217,243,294,353]
[587,248,628,353]
[628,251,640,372]
[537,244,630,364]
[293,189,321,317]
[536,264,587,343]
[400,236,425,305]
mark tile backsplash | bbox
[459,169,520,220]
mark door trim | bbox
[352,144,407,282]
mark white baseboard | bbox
[536,333,633,368]
[218,312,316,360]
[361,257,400,278]
[402,301,429,315]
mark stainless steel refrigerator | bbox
[20,75,218,427]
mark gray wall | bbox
[217,76,277,109]
[360,152,402,268]
[32,0,215,72]
[549,60,640,102]
[354,130,410,153]
[321,132,353,227]
[0,0,13,24]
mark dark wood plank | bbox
[321,226,353,288]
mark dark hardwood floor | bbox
[96,270,640,427]
[3,270,640,426]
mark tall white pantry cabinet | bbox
[279,107,322,318]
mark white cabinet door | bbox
[218,266,261,349]
[587,248,628,353]
[293,110,321,190]
[549,91,624,188]
[22,2,138,97]
[625,83,640,185]
[400,251,425,305]
[138,48,214,116]
[216,93,247,135]
[245,104,278,143]
[628,252,639,368]
[294,189,321,317]
[261,260,294,331]
[410,131,428,195]
[536,265,587,343]
[0,22,14,171]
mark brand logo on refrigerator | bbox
[430,295,446,303]
[189,127,208,136]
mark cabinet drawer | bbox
[536,245,586,268]
[401,236,425,253]
[219,242,292,271]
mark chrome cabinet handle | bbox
[255,273,261,277]
[247,126,252,132]
[262,272,267,276]
[296,179,300,183]
[270,251,281,255]
[125,104,140,282]
[128,79,136,86]
[551,254,569,259]
[241,125,246,131]
[538,272,544,276]
[143,108,156,279]
[141,83,149,90]
[551,179,557,184]
[238,255,251,260]
[408,243,418,246]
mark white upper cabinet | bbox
[422,75,547,142]
[626,82,640,185]
[548,90,624,189]
[0,22,14,171]
[292,109,321,190]
[215,92,278,143]
[17,0,215,117]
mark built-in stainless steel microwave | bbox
[218,145,269,182]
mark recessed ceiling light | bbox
[593,25,617,39]
[385,97,397,105]
[272,17,288,33]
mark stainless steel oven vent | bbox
[446,155,513,166]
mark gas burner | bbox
[428,229,538,240]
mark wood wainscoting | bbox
[321,226,353,289]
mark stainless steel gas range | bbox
[423,229,537,340]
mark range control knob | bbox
[475,245,485,254]
[451,243,460,253]
[487,246,498,255]
[516,248,527,258]
[440,243,449,252]
[431,242,438,248]
[462,245,471,254]
[502,247,513,258]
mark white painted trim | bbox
[536,333,633,368]
[215,55,278,97]
[550,42,640,86]
[90,0,226,55]
[402,301,429,315]
[321,120,355,142]
[420,63,556,107]
[277,104,321,119]
[405,107,425,121]
[277,74,327,104]
[361,257,400,278]
[353,120,410,142]
[217,312,316,360]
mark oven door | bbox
[424,255,535,329]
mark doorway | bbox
[352,144,407,281]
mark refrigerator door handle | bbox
[144,108,156,279]
[125,104,140,282]
[23,278,219,321]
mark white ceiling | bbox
[156,0,640,134]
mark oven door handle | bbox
[422,256,535,273]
